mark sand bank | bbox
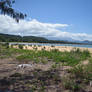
[11,44,92,53]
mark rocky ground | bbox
[0,58,92,92]
[0,58,70,92]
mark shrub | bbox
[62,77,80,91]
[16,54,33,63]
[70,65,85,79]
[51,45,55,47]
[18,44,23,49]
[51,49,59,53]
[82,50,90,58]
[4,42,9,48]
[10,73,22,77]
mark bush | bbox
[16,54,33,63]
[18,44,23,49]
[4,42,9,48]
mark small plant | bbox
[4,42,9,48]
[33,47,37,50]
[30,85,37,92]
[29,45,32,46]
[34,45,36,47]
[70,65,85,79]
[51,63,58,69]
[16,54,33,63]
[62,77,80,91]
[51,63,61,69]
[51,49,59,53]
[38,45,41,47]
[41,59,47,64]
[10,73,22,77]
[18,44,23,49]
[51,45,55,47]
[10,44,14,48]
[82,49,90,58]
[39,85,46,92]
[42,47,46,51]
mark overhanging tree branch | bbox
[0,0,27,22]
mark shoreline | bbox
[8,42,92,49]
[11,44,92,53]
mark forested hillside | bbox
[0,33,84,44]
[0,33,48,43]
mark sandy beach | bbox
[11,45,92,53]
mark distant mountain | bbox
[47,36,74,42]
[0,33,48,43]
[82,40,92,44]
[0,33,22,42]
[0,33,90,44]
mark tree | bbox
[0,0,26,22]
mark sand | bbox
[11,45,92,53]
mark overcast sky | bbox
[0,0,92,41]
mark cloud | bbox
[0,15,92,41]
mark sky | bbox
[0,0,92,41]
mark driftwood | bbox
[17,64,33,69]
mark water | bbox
[9,42,92,48]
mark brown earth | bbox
[0,58,92,92]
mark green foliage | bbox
[82,49,90,58]
[4,42,9,48]
[0,0,26,22]
[62,60,92,91]
[10,73,22,77]
[51,63,58,69]
[63,78,80,91]
[0,44,92,92]
[69,57,92,80]
[16,54,34,63]
[0,47,12,58]
[70,65,85,79]
[67,61,92,88]
[13,48,91,65]
[0,33,48,43]
[0,44,91,66]
[18,44,23,49]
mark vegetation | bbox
[0,43,91,66]
[0,0,92,91]
[15,48,90,66]
[18,44,23,49]
[62,59,92,92]
[0,0,26,22]
[0,43,92,92]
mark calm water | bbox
[9,42,92,48]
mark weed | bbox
[62,77,81,91]
[18,44,23,49]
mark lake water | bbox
[9,42,92,48]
